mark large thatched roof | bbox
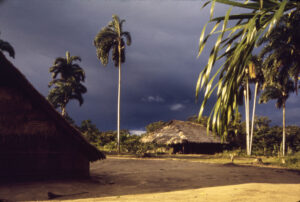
[141,120,223,145]
[0,52,105,161]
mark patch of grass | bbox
[106,150,300,170]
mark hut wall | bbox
[172,142,224,154]
[0,86,89,181]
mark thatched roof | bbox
[0,52,105,162]
[141,120,224,145]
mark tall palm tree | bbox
[259,78,294,157]
[48,51,86,117]
[94,15,131,154]
[47,79,87,117]
[248,56,264,155]
[196,0,299,137]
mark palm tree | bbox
[94,14,132,154]
[48,51,86,117]
[47,79,87,117]
[259,78,294,157]
[258,8,300,92]
[49,51,85,83]
[248,56,264,155]
[196,0,299,137]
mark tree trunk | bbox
[117,40,121,154]
[282,101,286,157]
[61,106,66,117]
[61,95,67,117]
[249,82,258,155]
[244,81,250,156]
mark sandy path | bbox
[0,157,299,201]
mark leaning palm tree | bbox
[94,14,131,154]
[259,78,294,157]
[47,79,87,117]
[196,0,299,138]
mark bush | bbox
[283,151,300,168]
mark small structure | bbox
[141,120,226,154]
[0,52,105,181]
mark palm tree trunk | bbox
[244,81,250,156]
[61,94,67,117]
[282,101,286,157]
[61,106,66,117]
[117,40,121,154]
[249,82,258,155]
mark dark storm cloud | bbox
[0,0,299,131]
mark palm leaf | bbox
[0,39,15,58]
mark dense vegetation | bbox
[78,119,162,155]
[67,116,300,161]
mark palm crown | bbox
[47,79,87,109]
[49,51,85,84]
[94,15,131,67]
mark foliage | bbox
[0,35,15,58]
[286,126,300,153]
[224,115,300,156]
[187,115,209,127]
[284,151,300,168]
[78,120,160,154]
[49,51,84,82]
[47,79,87,113]
[145,120,167,133]
[259,80,294,108]
[258,8,300,91]
[196,0,299,137]
[47,51,86,116]
[80,120,100,143]
[94,15,131,67]
[94,14,131,153]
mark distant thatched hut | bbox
[141,120,226,154]
[0,52,105,181]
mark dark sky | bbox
[1,0,299,134]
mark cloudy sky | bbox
[1,0,299,133]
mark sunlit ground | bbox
[2,156,300,202]
[45,183,300,202]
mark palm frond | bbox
[0,39,15,58]
[196,0,298,136]
[122,31,131,46]
[94,14,131,67]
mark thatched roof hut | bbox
[141,120,226,154]
[0,52,105,180]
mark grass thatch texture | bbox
[141,120,223,145]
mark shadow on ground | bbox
[0,157,299,201]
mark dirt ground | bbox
[0,156,300,201]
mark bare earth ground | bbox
[0,156,300,202]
